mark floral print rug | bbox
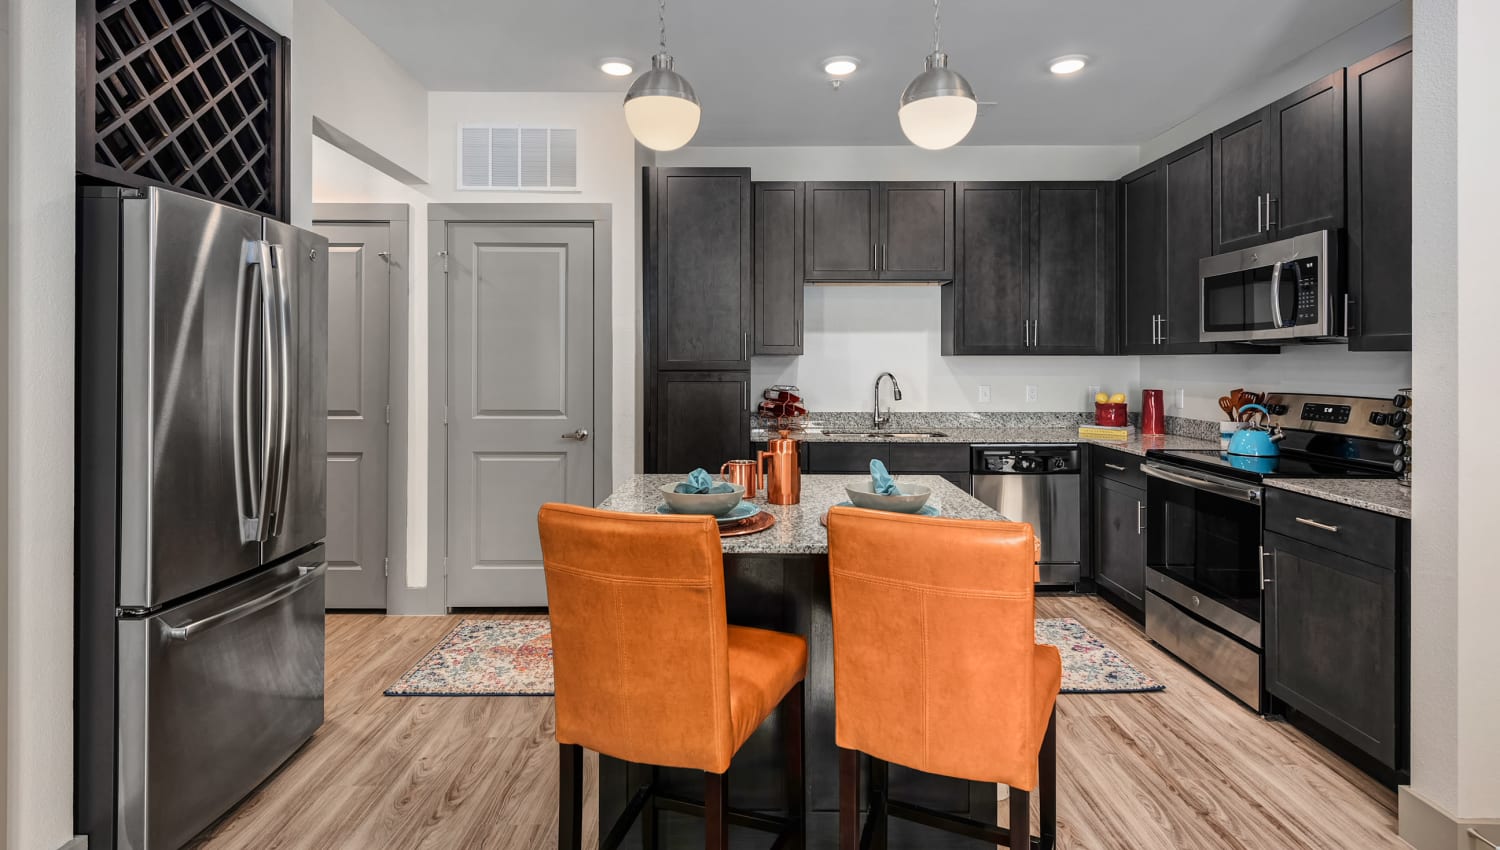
[384,616,1162,697]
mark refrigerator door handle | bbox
[269,242,295,537]
[254,240,280,543]
[235,241,266,542]
[163,563,326,641]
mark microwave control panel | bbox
[1292,258,1320,324]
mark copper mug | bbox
[757,431,802,505]
[720,459,763,496]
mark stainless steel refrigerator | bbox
[76,186,329,850]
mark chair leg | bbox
[1009,786,1031,850]
[782,682,806,849]
[706,770,729,850]
[839,748,860,850]
[1040,706,1057,849]
[641,765,659,850]
[869,756,889,850]
[558,743,584,850]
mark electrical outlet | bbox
[1087,385,1101,404]
[1174,388,1186,410]
[1026,384,1039,403]
[977,385,991,403]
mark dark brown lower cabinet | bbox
[1092,476,1146,621]
[650,372,750,474]
[1264,528,1403,773]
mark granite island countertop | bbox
[752,425,1223,457]
[597,474,1004,555]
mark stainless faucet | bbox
[873,372,903,428]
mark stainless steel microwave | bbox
[1199,230,1341,344]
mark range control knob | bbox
[1270,404,1291,416]
[1393,393,1411,408]
[1369,412,1389,426]
[1389,411,1408,427]
[1393,427,1408,441]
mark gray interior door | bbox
[445,221,594,607]
[314,221,391,609]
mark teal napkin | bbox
[675,468,734,494]
[870,459,902,495]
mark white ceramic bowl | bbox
[659,482,746,517]
[844,481,932,514]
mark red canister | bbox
[1141,389,1166,435]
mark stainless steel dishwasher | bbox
[970,444,1083,587]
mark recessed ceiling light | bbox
[1049,55,1089,75]
[823,56,859,76]
[600,58,634,77]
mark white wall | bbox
[313,91,641,593]
[756,287,1137,412]
[1403,0,1500,837]
[661,145,1140,182]
[1141,347,1412,421]
[1140,1,1414,163]
[0,0,10,840]
[6,0,75,846]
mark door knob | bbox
[561,429,590,441]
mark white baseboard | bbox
[1400,786,1500,850]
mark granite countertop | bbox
[751,425,1222,457]
[597,474,1003,555]
[1263,478,1411,519]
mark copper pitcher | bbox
[720,459,763,496]
[757,430,801,505]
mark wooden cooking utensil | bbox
[1218,396,1237,420]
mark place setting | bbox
[656,466,777,537]
[821,459,941,525]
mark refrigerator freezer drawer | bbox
[116,550,326,850]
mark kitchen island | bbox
[595,474,1010,849]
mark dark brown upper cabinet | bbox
[1121,137,1270,355]
[753,182,804,355]
[1346,38,1413,352]
[805,182,879,280]
[78,0,291,220]
[1031,183,1117,354]
[944,183,1031,354]
[879,182,955,280]
[805,182,954,281]
[1213,70,1345,254]
[645,167,752,372]
[943,182,1115,355]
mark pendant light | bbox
[623,0,701,151]
[898,0,977,150]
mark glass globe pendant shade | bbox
[623,52,701,151]
[898,51,978,150]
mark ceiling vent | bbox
[458,125,578,191]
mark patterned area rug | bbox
[1038,617,1165,694]
[384,616,1163,697]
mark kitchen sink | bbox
[818,430,949,439]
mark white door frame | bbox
[426,203,613,613]
[312,203,411,611]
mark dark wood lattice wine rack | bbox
[77,0,290,219]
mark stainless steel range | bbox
[1140,392,1408,710]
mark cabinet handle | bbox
[1136,501,1146,534]
[1157,315,1166,345]
[1105,463,1128,472]
[1256,195,1264,233]
[1023,319,1030,347]
[1344,294,1355,336]
[743,331,749,360]
[1266,193,1277,229]
[872,243,878,271]
[1032,320,1039,346]
[1294,517,1340,533]
[794,315,802,347]
[1259,546,1274,588]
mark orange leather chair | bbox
[826,507,1061,850]
[538,503,809,850]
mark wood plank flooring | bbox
[189,598,1406,849]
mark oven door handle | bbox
[1142,463,1263,504]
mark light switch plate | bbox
[977,385,991,403]
[1174,388,1186,409]
[1026,384,1039,403]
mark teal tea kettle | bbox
[1228,404,1284,457]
